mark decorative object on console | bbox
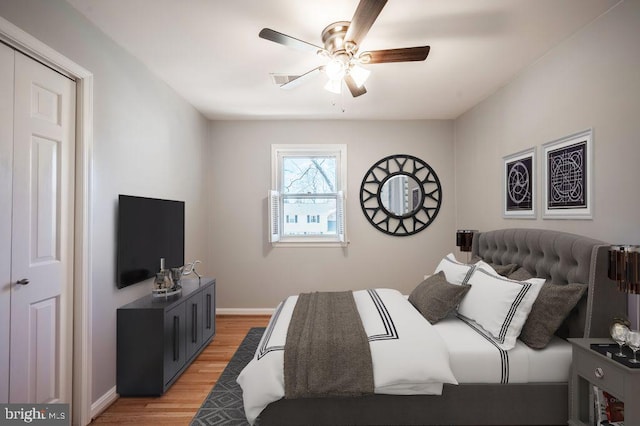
[152,257,183,298]
[183,260,202,283]
[455,229,476,261]
[609,245,640,293]
[503,147,535,218]
[170,267,183,286]
[360,154,442,236]
[627,330,640,364]
[542,129,592,219]
[610,322,630,357]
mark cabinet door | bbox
[163,303,186,384]
[202,284,216,342]
[185,292,203,360]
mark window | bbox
[270,144,346,246]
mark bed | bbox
[238,228,627,425]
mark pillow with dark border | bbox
[519,283,587,349]
[409,271,471,324]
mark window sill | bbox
[271,240,348,248]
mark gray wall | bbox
[208,120,455,309]
[455,0,639,242]
[454,0,640,322]
[0,0,211,404]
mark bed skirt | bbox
[258,382,567,425]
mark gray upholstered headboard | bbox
[471,228,627,339]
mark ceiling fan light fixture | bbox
[344,40,358,54]
[260,0,429,98]
[358,52,372,64]
[349,64,370,88]
[324,78,342,94]
[321,21,350,52]
[325,58,346,81]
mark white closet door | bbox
[0,41,14,405]
[9,51,76,404]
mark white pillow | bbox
[434,253,475,285]
[474,260,500,276]
[457,268,544,350]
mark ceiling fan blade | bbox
[361,46,430,64]
[344,74,367,97]
[280,67,323,90]
[259,28,323,53]
[345,0,388,46]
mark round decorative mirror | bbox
[360,154,442,236]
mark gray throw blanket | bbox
[284,291,374,399]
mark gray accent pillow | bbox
[470,256,518,277]
[519,283,587,349]
[409,271,471,324]
[489,263,519,277]
[508,267,535,281]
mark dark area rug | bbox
[191,327,265,426]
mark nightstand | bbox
[569,338,640,425]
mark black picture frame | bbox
[503,148,535,218]
[543,129,593,219]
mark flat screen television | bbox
[116,195,185,288]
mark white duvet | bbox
[236,288,458,425]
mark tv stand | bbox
[117,277,216,396]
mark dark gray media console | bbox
[117,277,216,396]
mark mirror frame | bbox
[360,154,442,236]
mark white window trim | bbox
[270,144,347,247]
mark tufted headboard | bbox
[471,228,627,339]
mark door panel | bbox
[31,135,60,262]
[202,284,216,342]
[29,297,59,402]
[185,292,203,361]
[9,51,75,403]
[163,303,186,385]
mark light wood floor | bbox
[90,315,270,425]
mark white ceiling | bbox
[65,0,620,120]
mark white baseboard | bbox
[91,386,118,421]
[217,308,274,315]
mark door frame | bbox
[0,16,93,425]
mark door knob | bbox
[16,278,30,285]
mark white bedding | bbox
[237,288,573,425]
[433,315,572,384]
[237,288,458,425]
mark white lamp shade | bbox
[325,59,346,81]
[349,65,371,88]
[324,78,342,94]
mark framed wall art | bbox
[503,147,536,218]
[542,129,592,219]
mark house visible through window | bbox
[286,214,298,223]
[270,144,346,246]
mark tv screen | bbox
[117,195,185,288]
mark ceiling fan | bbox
[259,0,430,97]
